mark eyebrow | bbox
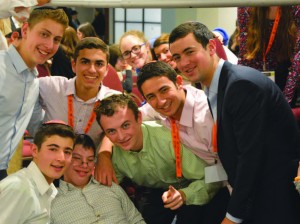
[41,28,63,39]
[46,144,59,148]
[72,152,94,157]
[80,58,105,63]
[182,46,195,54]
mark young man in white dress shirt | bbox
[0,121,75,224]
[28,37,120,156]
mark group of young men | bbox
[0,2,300,224]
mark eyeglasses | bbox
[122,43,145,59]
[72,156,96,167]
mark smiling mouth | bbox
[52,165,64,172]
[85,75,97,79]
[38,48,49,56]
[158,102,171,113]
[76,170,88,177]
[119,138,131,146]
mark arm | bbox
[282,6,300,104]
[0,0,50,19]
[223,80,268,219]
[122,69,133,93]
[294,162,300,194]
[237,7,251,66]
[26,95,44,136]
[94,136,118,186]
[178,145,221,206]
[112,183,146,224]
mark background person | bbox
[238,6,300,107]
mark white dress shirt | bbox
[0,161,57,224]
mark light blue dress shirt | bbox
[0,45,38,169]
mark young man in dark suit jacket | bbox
[169,21,300,224]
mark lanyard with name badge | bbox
[67,95,100,134]
[204,122,228,183]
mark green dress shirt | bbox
[113,121,221,205]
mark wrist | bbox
[98,151,112,158]
[178,189,186,203]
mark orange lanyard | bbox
[170,119,182,178]
[212,123,218,153]
[67,95,100,134]
[263,7,281,70]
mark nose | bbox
[156,94,166,107]
[117,130,126,141]
[44,38,54,50]
[88,64,96,73]
[81,160,89,168]
[56,150,66,162]
[130,51,138,59]
[160,53,167,62]
[177,55,190,71]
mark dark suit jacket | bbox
[217,62,300,223]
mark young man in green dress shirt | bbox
[95,94,221,224]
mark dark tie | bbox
[207,97,214,119]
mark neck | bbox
[170,89,186,121]
[202,56,219,88]
[75,81,99,101]
[16,42,36,69]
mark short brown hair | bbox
[28,8,69,30]
[137,61,177,97]
[95,94,139,127]
[73,37,109,63]
[34,123,75,150]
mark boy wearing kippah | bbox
[0,121,75,223]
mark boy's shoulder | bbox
[0,168,32,193]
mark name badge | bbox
[262,71,275,82]
[205,163,228,183]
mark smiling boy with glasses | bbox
[51,134,145,224]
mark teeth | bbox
[85,76,97,79]
[39,50,48,55]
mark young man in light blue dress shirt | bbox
[0,8,68,180]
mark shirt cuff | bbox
[226,213,243,223]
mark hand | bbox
[162,185,185,210]
[297,162,300,177]
[37,0,51,6]
[221,217,238,224]
[94,151,118,186]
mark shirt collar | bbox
[205,59,225,96]
[179,87,195,128]
[7,45,38,76]
[28,161,57,196]
[58,176,96,194]
[65,77,108,102]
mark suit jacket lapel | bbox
[217,62,230,128]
